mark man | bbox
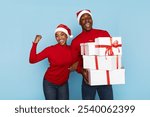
[70,9,113,100]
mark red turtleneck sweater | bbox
[71,28,111,73]
[29,43,73,85]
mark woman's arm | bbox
[29,35,49,64]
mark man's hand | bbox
[68,61,79,71]
[34,35,42,43]
[81,69,89,84]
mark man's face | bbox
[79,13,93,31]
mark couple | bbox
[29,9,113,100]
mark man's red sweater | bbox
[71,28,111,73]
[29,43,73,85]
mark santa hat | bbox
[55,24,73,38]
[76,9,92,23]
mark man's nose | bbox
[85,18,90,22]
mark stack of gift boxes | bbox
[80,37,125,86]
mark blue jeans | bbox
[43,79,69,100]
[82,79,113,100]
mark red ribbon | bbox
[106,70,110,85]
[95,56,99,70]
[95,38,122,56]
[111,39,122,55]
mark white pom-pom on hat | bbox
[70,35,73,38]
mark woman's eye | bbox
[61,33,65,36]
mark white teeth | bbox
[59,40,64,42]
[85,23,90,27]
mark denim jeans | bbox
[43,79,69,100]
[82,79,113,100]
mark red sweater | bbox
[71,28,111,73]
[29,43,73,85]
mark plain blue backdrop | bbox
[0,0,150,100]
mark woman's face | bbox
[55,31,68,45]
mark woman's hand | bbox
[68,61,79,71]
[34,35,42,43]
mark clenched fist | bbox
[34,35,42,43]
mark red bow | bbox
[95,38,122,56]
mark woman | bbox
[29,24,73,100]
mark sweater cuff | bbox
[32,42,38,46]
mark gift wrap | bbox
[87,69,125,86]
[83,55,122,70]
[95,37,122,56]
[80,42,96,55]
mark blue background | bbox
[0,0,150,100]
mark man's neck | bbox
[82,28,93,32]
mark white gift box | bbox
[88,69,125,86]
[95,37,122,56]
[80,42,96,55]
[83,55,122,70]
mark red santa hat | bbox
[76,9,92,23]
[55,24,73,38]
